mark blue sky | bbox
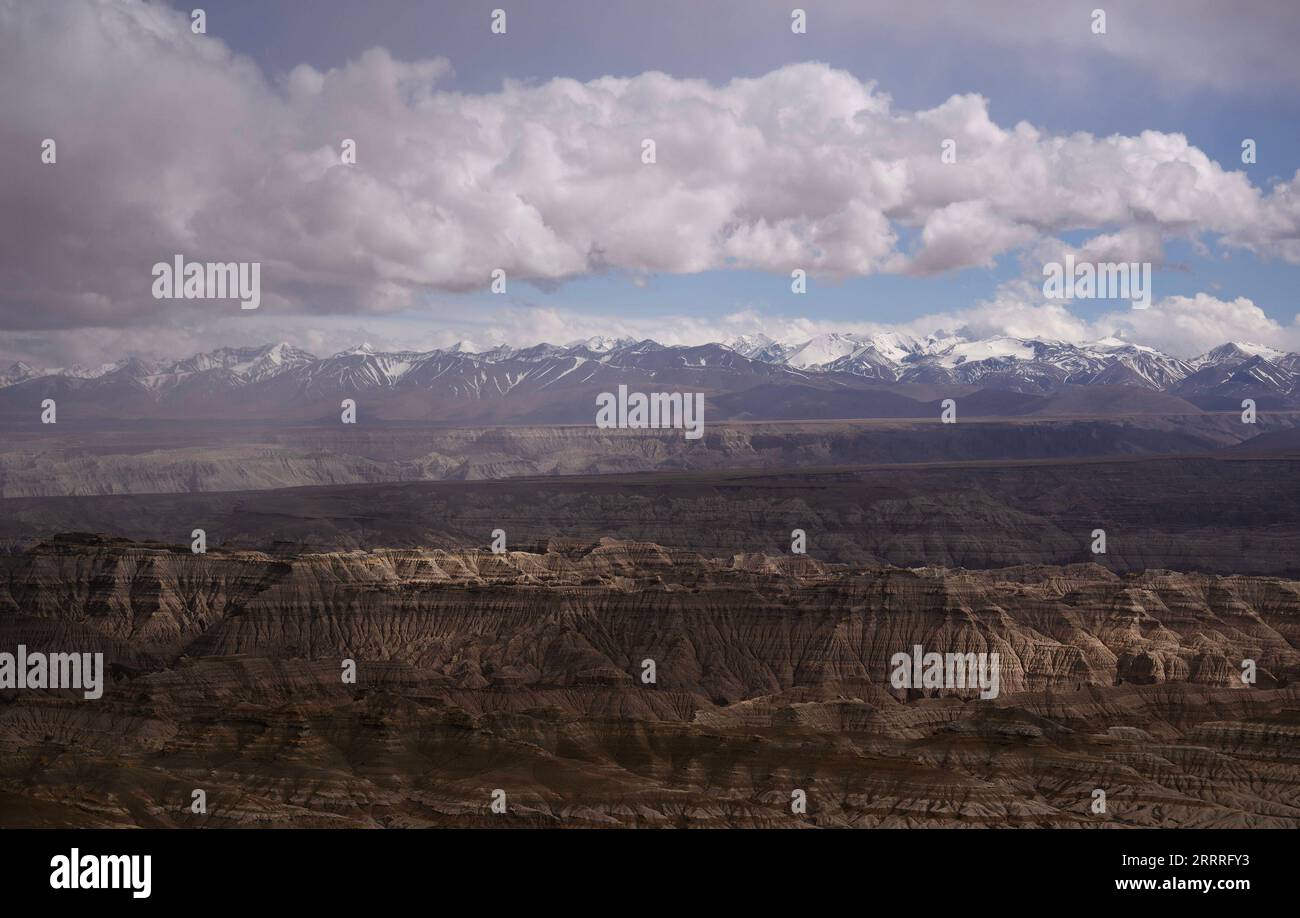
[2,0,1299,365]
[176,0,1300,347]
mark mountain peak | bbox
[1229,341,1287,360]
[1193,341,1288,368]
[568,335,637,353]
[2,336,1296,414]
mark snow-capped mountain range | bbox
[2,333,1297,423]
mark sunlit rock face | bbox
[2,538,1296,828]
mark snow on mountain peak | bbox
[1191,341,1288,368]
[570,335,635,352]
[929,336,1036,368]
[727,332,774,352]
[2,336,1295,403]
[784,332,868,368]
[1229,341,1288,361]
[855,332,924,363]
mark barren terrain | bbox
[2,537,1297,827]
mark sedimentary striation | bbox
[1,537,1297,828]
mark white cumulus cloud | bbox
[4,0,1300,336]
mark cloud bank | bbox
[2,0,1299,367]
[4,1,1300,328]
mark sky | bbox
[2,0,1300,366]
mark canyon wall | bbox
[2,538,1297,828]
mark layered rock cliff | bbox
[2,537,1297,827]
